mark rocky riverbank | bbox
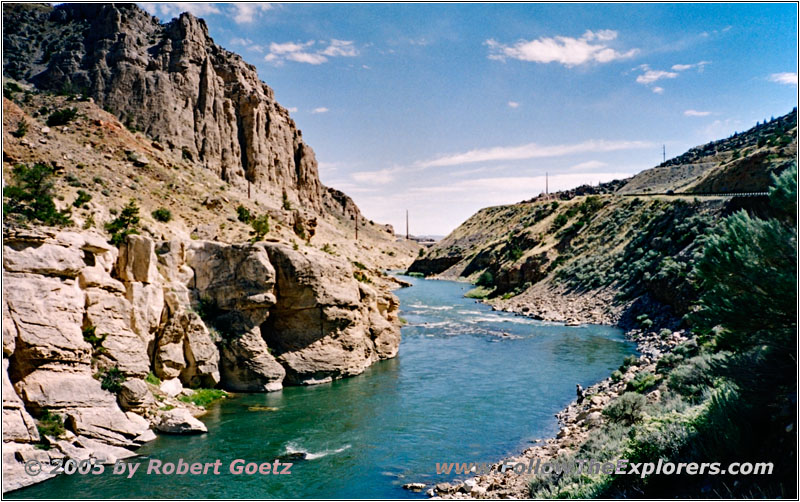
[423,325,686,499]
[2,227,402,493]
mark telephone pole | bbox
[662,145,666,164]
[355,212,358,240]
[545,172,549,196]
[406,210,409,240]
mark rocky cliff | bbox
[2,228,401,492]
[3,3,328,210]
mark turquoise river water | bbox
[10,275,635,498]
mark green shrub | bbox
[3,163,72,226]
[626,372,659,393]
[98,367,126,393]
[476,270,494,287]
[655,352,684,374]
[82,325,105,351]
[46,107,78,127]
[178,389,228,408]
[250,213,270,241]
[12,119,28,138]
[36,409,65,439]
[603,392,647,425]
[352,261,366,270]
[72,189,91,208]
[619,354,638,371]
[407,272,424,278]
[282,190,292,210]
[105,199,140,246]
[667,354,715,401]
[151,207,172,222]
[610,370,623,382]
[321,243,336,255]
[236,205,251,223]
[418,248,425,257]
[551,212,569,231]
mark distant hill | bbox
[618,109,797,194]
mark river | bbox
[9,275,635,498]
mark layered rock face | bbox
[2,228,401,491]
[3,3,326,210]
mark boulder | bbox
[14,370,116,412]
[118,379,154,412]
[159,378,183,397]
[220,329,285,392]
[155,408,207,434]
[65,407,149,446]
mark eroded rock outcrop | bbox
[3,3,324,210]
[2,227,402,492]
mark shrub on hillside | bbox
[3,163,72,226]
[603,392,647,425]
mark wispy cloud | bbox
[635,61,710,93]
[507,101,520,109]
[486,29,638,67]
[684,109,711,117]
[230,3,272,24]
[671,60,710,72]
[265,39,359,65]
[636,69,678,85]
[311,107,330,114]
[286,107,298,113]
[320,39,358,57]
[418,139,654,168]
[769,72,797,86]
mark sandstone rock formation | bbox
[2,227,402,492]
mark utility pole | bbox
[545,172,549,196]
[247,180,251,199]
[406,210,409,240]
[662,145,666,164]
[355,212,358,240]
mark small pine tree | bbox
[105,199,140,246]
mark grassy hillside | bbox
[409,110,797,325]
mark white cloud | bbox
[270,41,315,55]
[652,86,664,94]
[286,107,298,113]
[684,109,711,117]
[287,52,328,65]
[312,107,329,114]
[507,101,520,109]
[418,139,655,168]
[769,72,797,86]
[485,29,638,67]
[636,70,678,85]
[141,3,220,19]
[265,40,358,65]
[230,3,272,24]
[671,60,710,72]
[320,39,359,57]
[408,173,632,196]
[229,37,253,46]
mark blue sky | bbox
[140,2,798,235]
